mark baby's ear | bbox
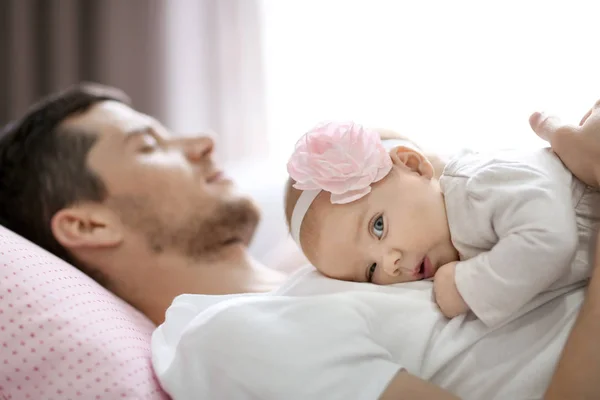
[389,146,434,179]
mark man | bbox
[0,83,598,399]
[0,83,285,325]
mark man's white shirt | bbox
[152,266,584,399]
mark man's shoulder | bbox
[274,265,370,296]
[159,267,437,351]
[164,265,435,322]
[159,266,356,329]
[276,265,435,297]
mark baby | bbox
[284,120,600,327]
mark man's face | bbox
[62,101,259,259]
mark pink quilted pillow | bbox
[0,226,170,400]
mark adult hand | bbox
[530,100,600,188]
[544,229,600,399]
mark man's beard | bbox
[107,194,260,260]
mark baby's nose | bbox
[382,250,402,277]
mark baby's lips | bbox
[411,259,424,277]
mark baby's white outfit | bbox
[441,148,600,327]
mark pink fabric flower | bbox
[287,121,393,204]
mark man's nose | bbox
[183,135,214,162]
[381,249,403,277]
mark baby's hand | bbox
[433,262,469,318]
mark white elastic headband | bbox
[290,138,413,247]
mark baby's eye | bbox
[367,263,377,282]
[372,215,384,239]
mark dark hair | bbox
[0,82,130,273]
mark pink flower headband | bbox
[287,121,409,246]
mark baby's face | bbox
[305,161,458,285]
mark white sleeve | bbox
[153,295,402,400]
[454,161,578,328]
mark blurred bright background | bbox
[1,0,599,260]
[3,0,600,166]
[262,0,600,164]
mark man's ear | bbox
[51,204,124,250]
[390,145,435,179]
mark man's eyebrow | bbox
[123,126,155,143]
